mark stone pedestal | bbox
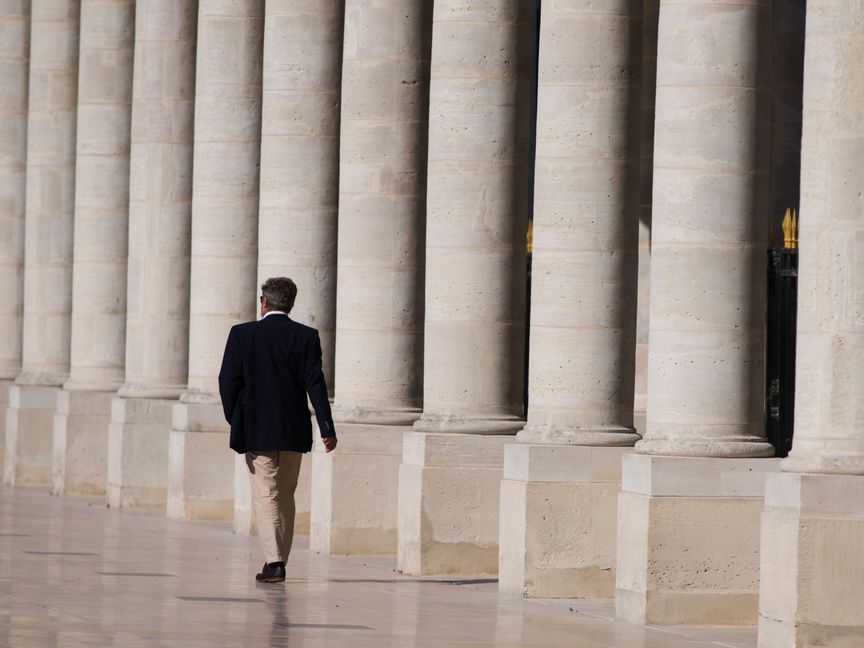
[4,384,58,485]
[0,379,12,471]
[52,389,113,495]
[615,454,780,625]
[398,432,511,576]
[257,0,343,390]
[168,402,234,521]
[310,423,404,555]
[106,396,173,508]
[758,473,864,647]
[499,445,630,598]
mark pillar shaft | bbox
[65,0,134,392]
[184,0,262,403]
[634,0,660,436]
[311,0,430,557]
[5,0,79,486]
[636,0,773,457]
[414,0,531,434]
[256,0,342,390]
[107,0,197,508]
[170,0,263,521]
[332,0,430,424]
[518,0,641,446]
[18,0,80,387]
[0,0,29,381]
[53,0,134,497]
[0,1,31,473]
[120,0,197,400]
[782,0,864,477]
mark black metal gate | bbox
[765,210,799,457]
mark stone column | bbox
[759,1,864,644]
[5,0,79,486]
[634,0,660,437]
[256,0,341,387]
[107,0,196,509]
[235,0,343,536]
[499,0,642,598]
[309,0,431,557]
[615,0,780,626]
[397,0,532,576]
[53,0,134,497]
[0,1,30,473]
[169,0,263,522]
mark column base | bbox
[397,431,511,576]
[0,379,12,473]
[52,389,114,495]
[499,444,631,598]
[310,422,404,555]
[107,396,173,508]
[615,453,781,625]
[168,402,234,521]
[4,384,58,485]
[758,473,864,648]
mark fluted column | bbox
[759,2,864,644]
[5,0,79,486]
[256,0,342,389]
[235,0,343,536]
[170,0,263,521]
[499,0,642,598]
[107,0,196,509]
[310,0,431,556]
[0,1,30,473]
[615,0,779,626]
[53,0,134,497]
[398,0,532,576]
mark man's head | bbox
[260,277,298,315]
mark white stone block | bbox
[615,455,779,625]
[397,432,510,576]
[4,384,58,485]
[310,423,404,555]
[52,389,113,495]
[167,401,234,521]
[758,473,864,647]
[499,445,631,598]
[106,396,173,508]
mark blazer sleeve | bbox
[305,331,335,438]
[218,326,244,424]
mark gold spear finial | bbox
[782,208,799,249]
[526,219,533,254]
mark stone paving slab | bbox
[0,485,755,647]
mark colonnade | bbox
[0,0,862,644]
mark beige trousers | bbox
[246,451,303,564]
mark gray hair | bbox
[261,277,298,312]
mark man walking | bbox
[219,277,337,583]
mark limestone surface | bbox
[333,0,430,424]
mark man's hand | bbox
[323,436,338,453]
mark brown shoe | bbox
[255,562,285,583]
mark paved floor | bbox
[0,485,757,647]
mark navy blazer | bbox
[218,313,335,454]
